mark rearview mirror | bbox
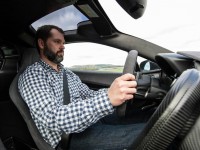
[116,0,147,19]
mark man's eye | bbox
[54,40,60,43]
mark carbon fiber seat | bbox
[9,48,70,150]
[129,68,200,150]
[9,48,55,150]
[179,112,200,150]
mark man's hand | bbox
[108,73,137,106]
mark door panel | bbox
[72,70,122,90]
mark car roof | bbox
[0,0,116,41]
[0,0,56,38]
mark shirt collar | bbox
[38,59,64,73]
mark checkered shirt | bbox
[18,60,114,148]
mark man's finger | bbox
[121,73,135,81]
[124,80,137,88]
[125,87,137,94]
[124,94,134,101]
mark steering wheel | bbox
[116,50,138,118]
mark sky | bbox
[32,5,88,31]
[100,0,200,52]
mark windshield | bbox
[99,0,200,52]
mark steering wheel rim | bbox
[116,50,138,118]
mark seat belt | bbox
[63,70,70,105]
[58,70,71,150]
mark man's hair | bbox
[35,25,64,53]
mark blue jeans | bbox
[69,114,145,150]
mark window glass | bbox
[31,5,88,31]
[62,43,127,73]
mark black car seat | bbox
[9,48,55,150]
[129,68,200,150]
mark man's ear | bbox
[38,39,45,50]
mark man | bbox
[18,25,144,149]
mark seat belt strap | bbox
[59,70,71,150]
[63,70,70,105]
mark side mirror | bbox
[116,0,147,19]
[140,60,160,71]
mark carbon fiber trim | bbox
[179,111,200,150]
[129,69,200,150]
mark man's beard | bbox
[43,45,63,64]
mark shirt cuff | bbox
[94,89,114,118]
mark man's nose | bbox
[61,44,65,50]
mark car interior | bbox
[0,0,200,150]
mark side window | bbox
[62,43,127,73]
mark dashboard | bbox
[155,52,196,78]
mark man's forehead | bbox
[50,29,63,36]
[49,29,65,41]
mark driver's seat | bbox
[9,48,55,150]
[129,68,200,150]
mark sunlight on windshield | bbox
[99,0,200,52]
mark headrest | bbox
[19,48,40,73]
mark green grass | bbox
[69,64,123,73]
